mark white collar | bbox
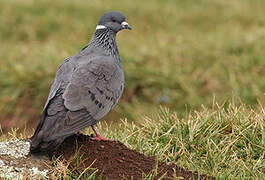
[96,25,107,30]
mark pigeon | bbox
[30,11,132,153]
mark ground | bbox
[0,134,214,179]
[0,139,50,179]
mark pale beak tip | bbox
[122,21,132,30]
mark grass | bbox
[1,101,264,179]
[82,101,265,179]
[0,0,264,123]
[104,102,265,179]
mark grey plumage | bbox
[30,11,131,152]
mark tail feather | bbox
[30,111,47,152]
[30,109,66,153]
[30,137,65,153]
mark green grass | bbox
[91,102,264,179]
[2,101,263,179]
[0,0,264,123]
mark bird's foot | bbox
[91,125,113,141]
[91,135,113,141]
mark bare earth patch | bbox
[51,134,215,179]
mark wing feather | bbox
[63,56,124,120]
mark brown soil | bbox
[51,134,214,180]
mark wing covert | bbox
[63,57,124,120]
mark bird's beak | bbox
[121,21,132,30]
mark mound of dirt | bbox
[51,134,214,180]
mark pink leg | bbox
[91,125,112,141]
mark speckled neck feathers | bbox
[89,28,121,63]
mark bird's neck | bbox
[90,28,121,62]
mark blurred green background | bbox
[0,0,264,134]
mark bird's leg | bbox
[91,125,112,141]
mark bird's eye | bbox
[112,19,117,23]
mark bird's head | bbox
[96,11,132,33]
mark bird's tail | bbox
[30,138,64,153]
[30,111,64,153]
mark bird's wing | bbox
[43,94,98,141]
[43,57,73,110]
[31,57,74,142]
[58,56,124,135]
